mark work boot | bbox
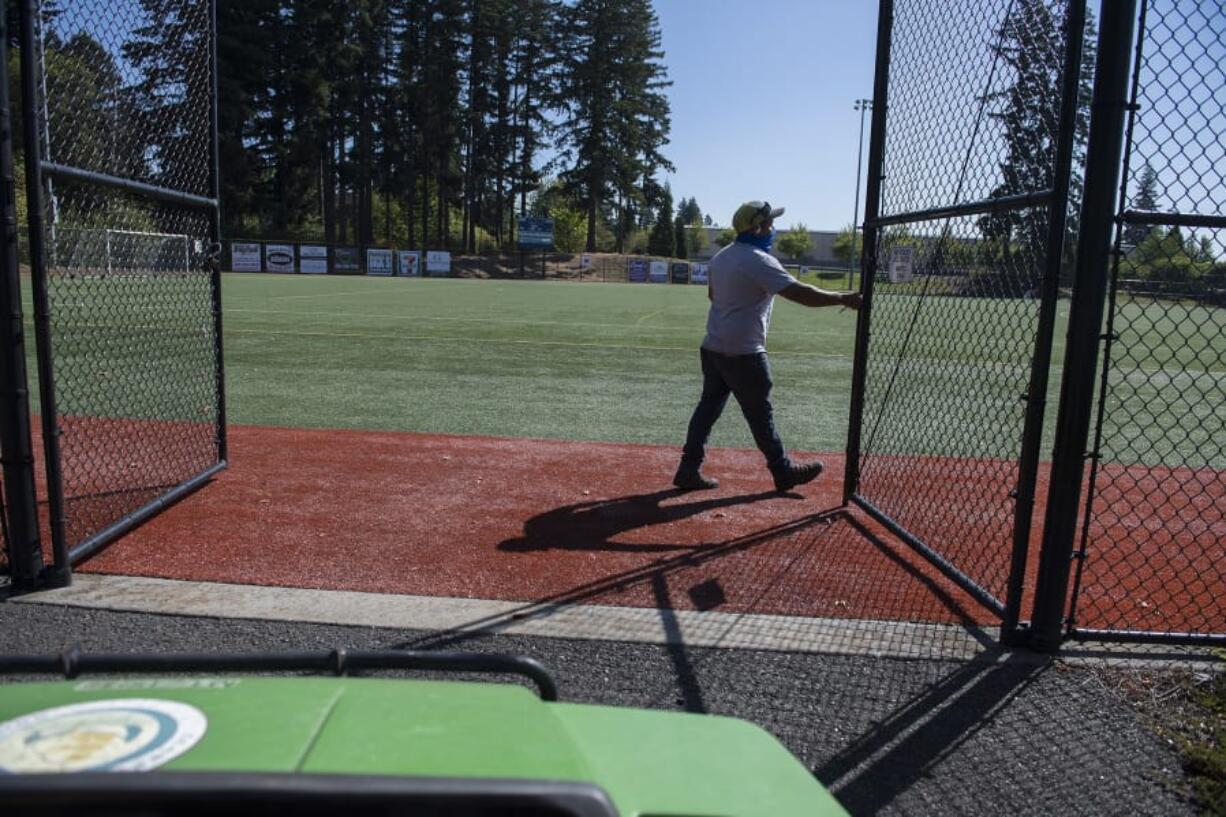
[673,464,719,491]
[773,460,824,493]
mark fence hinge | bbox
[1019,392,1029,401]
[1084,450,1101,460]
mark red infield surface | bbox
[66,425,992,626]
[65,425,1222,631]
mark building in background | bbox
[690,226,842,267]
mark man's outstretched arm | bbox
[778,282,863,309]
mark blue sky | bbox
[653,1,879,230]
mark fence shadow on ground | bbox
[391,499,1209,814]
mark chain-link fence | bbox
[19,0,225,567]
[849,0,1224,649]
[1068,0,1225,642]
[846,0,1087,624]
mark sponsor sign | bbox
[398,250,421,277]
[580,253,593,270]
[426,250,451,276]
[691,263,709,284]
[888,245,915,283]
[627,258,648,283]
[230,242,261,272]
[265,243,294,273]
[517,217,555,250]
[299,244,328,274]
[648,260,669,283]
[366,248,394,276]
[0,699,207,773]
[670,262,690,284]
[333,246,360,273]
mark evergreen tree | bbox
[976,1,1096,288]
[557,0,672,251]
[647,184,673,257]
[1124,161,1160,249]
[673,196,688,259]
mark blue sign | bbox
[628,259,648,283]
[518,218,555,250]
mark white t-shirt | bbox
[701,241,797,355]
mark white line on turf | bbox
[224,328,849,358]
[225,307,854,342]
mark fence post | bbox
[843,0,894,504]
[1029,0,1137,652]
[0,7,44,589]
[18,0,70,583]
[209,0,228,465]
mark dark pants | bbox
[681,348,790,474]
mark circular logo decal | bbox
[0,699,207,773]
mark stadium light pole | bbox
[849,98,873,290]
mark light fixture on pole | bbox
[850,98,873,290]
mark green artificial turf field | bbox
[222,273,860,452]
[20,271,1224,464]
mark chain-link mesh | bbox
[859,219,1050,604]
[30,0,221,555]
[855,0,1077,607]
[1071,0,1226,638]
[38,0,213,197]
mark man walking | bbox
[674,201,862,492]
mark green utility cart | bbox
[0,649,846,816]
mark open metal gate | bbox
[844,0,1089,639]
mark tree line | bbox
[218,0,689,254]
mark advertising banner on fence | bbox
[670,262,690,284]
[426,250,451,276]
[690,263,709,284]
[231,242,261,272]
[265,243,295,273]
[627,258,648,282]
[299,244,328,274]
[580,253,593,270]
[398,250,421,277]
[366,248,394,276]
[888,246,915,283]
[333,246,360,272]
[649,260,668,283]
[517,217,554,250]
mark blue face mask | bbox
[736,227,776,253]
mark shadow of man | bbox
[499,487,791,553]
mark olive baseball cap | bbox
[732,201,785,233]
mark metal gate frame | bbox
[844,0,1090,644]
[2,0,228,588]
[0,0,44,590]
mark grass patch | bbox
[1104,661,1226,815]
[18,271,1225,464]
[1184,668,1226,814]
